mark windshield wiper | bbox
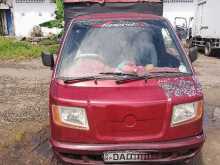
[58,76,102,84]
[149,71,191,77]
[113,71,191,84]
[58,74,121,84]
[100,72,149,84]
[99,72,139,77]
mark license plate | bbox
[103,151,153,163]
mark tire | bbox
[204,42,212,56]
[179,152,204,165]
[50,153,66,165]
[189,153,203,165]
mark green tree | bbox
[40,0,64,29]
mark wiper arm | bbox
[100,72,150,84]
[115,75,149,84]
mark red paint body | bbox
[48,12,205,164]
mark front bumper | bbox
[51,133,205,165]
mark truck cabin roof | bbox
[72,12,164,21]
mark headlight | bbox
[52,105,89,130]
[171,101,203,127]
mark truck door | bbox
[174,17,188,41]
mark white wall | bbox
[11,1,197,37]
[192,0,220,38]
[12,1,60,37]
[163,2,196,27]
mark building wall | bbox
[12,0,60,37]
[8,0,197,37]
[163,0,196,27]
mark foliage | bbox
[0,37,59,60]
[40,0,64,29]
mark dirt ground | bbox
[0,54,220,165]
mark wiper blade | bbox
[114,72,191,84]
[58,74,119,84]
[150,71,191,76]
[99,72,139,77]
[58,76,101,84]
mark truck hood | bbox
[51,79,166,105]
[50,76,203,143]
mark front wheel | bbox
[180,152,203,165]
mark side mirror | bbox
[41,52,54,69]
[188,47,198,63]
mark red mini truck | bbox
[41,0,205,164]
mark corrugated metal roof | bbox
[64,0,161,3]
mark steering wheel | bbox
[74,53,105,64]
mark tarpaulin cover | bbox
[64,0,161,3]
[64,1,163,31]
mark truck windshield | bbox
[57,20,191,78]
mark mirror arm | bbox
[50,55,55,70]
[188,47,198,63]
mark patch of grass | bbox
[0,37,59,60]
